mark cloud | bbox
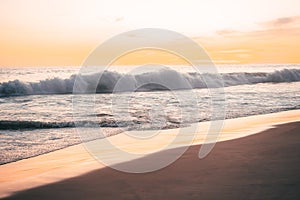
[275,17,293,25]
[197,16,300,64]
[115,17,124,22]
[259,16,300,28]
[214,15,300,37]
[215,29,239,36]
[214,15,300,38]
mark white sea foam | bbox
[1,68,300,97]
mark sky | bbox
[0,0,300,66]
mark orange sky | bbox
[0,0,300,66]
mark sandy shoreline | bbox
[1,110,300,199]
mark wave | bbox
[0,120,120,130]
[0,119,181,131]
[1,68,300,97]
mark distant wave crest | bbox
[1,68,300,97]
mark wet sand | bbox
[4,121,300,200]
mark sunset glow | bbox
[1,0,300,66]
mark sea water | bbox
[0,64,300,164]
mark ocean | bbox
[0,64,300,164]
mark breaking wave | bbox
[0,120,119,130]
[1,68,300,97]
[0,119,182,130]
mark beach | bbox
[1,1,300,199]
[0,110,299,199]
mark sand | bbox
[1,110,300,199]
